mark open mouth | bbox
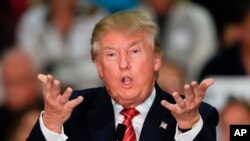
[121,76,133,88]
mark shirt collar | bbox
[112,87,156,120]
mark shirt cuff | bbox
[39,111,68,141]
[174,116,203,141]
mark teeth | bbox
[122,76,132,84]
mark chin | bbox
[119,95,145,108]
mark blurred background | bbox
[0,0,249,141]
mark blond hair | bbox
[90,10,161,61]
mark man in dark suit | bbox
[27,11,219,141]
[0,48,43,141]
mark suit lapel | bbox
[139,84,177,141]
[85,88,116,141]
[84,84,177,141]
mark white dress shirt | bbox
[39,87,203,140]
[112,88,156,141]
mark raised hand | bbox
[161,79,214,129]
[38,74,83,133]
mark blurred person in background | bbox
[157,61,184,94]
[17,0,106,89]
[0,47,42,141]
[191,0,246,49]
[0,0,42,56]
[92,0,140,13]
[200,1,250,79]
[219,97,250,141]
[10,108,40,141]
[0,0,15,55]
[141,0,217,82]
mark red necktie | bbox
[120,108,140,141]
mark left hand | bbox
[161,78,214,129]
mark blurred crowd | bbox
[0,0,250,141]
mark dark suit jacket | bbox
[27,84,219,141]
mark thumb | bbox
[200,78,214,94]
[37,74,47,83]
[68,96,84,109]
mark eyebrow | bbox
[103,46,116,50]
[128,40,143,48]
[102,40,143,50]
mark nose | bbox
[119,54,131,70]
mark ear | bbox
[94,59,103,79]
[153,52,162,71]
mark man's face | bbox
[3,57,39,112]
[95,30,161,108]
[220,103,250,141]
[149,0,172,16]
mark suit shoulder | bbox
[200,102,218,114]
[71,87,104,100]
[200,102,219,126]
[70,86,109,112]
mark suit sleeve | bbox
[194,104,219,141]
[26,119,46,141]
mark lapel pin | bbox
[159,121,168,129]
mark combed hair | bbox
[90,10,161,61]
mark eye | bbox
[130,48,140,55]
[105,51,118,59]
[107,53,115,57]
[132,49,139,53]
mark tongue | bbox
[123,76,132,84]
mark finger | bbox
[68,96,84,109]
[199,78,214,97]
[45,75,53,94]
[191,81,199,94]
[161,100,176,112]
[59,87,73,104]
[37,74,47,83]
[183,84,194,101]
[172,92,186,108]
[52,80,61,98]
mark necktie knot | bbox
[120,108,139,120]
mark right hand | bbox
[38,74,83,133]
